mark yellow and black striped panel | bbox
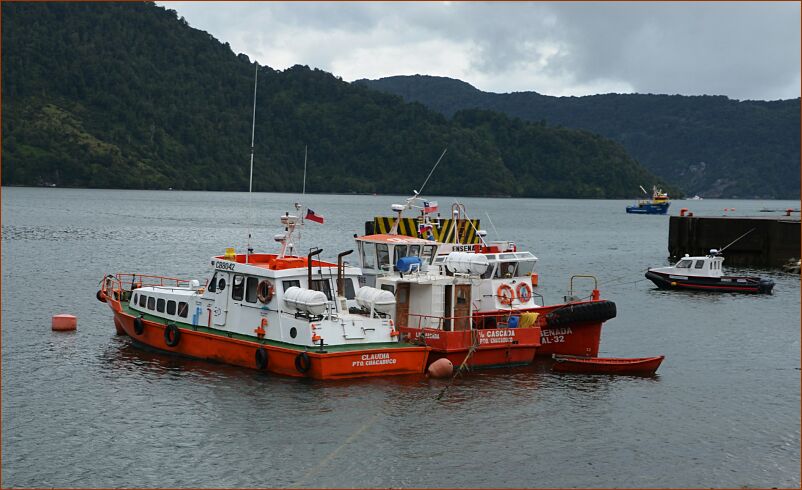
[372,217,419,237]
[372,217,480,243]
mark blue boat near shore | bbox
[626,185,670,214]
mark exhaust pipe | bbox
[337,250,354,296]
[307,248,322,290]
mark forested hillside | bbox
[358,75,800,199]
[2,2,669,198]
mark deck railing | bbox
[102,273,192,299]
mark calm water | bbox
[3,187,799,488]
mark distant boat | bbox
[626,185,670,215]
[689,195,703,200]
[552,354,664,375]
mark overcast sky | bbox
[164,2,800,100]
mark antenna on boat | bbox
[639,185,649,196]
[484,211,500,241]
[415,147,447,199]
[389,147,447,235]
[245,65,258,264]
[717,227,756,254]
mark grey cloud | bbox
[164,1,800,100]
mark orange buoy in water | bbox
[52,314,77,331]
[427,358,454,378]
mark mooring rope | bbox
[291,410,382,487]
[436,329,481,400]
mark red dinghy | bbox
[552,354,664,375]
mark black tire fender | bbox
[295,352,311,373]
[133,316,145,335]
[546,300,617,327]
[164,322,181,347]
[96,290,107,303]
[255,347,269,370]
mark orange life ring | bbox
[516,282,532,303]
[256,280,274,303]
[497,284,515,305]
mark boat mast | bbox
[302,145,308,196]
[246,66,258,264]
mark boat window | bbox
[517,261,536,276]
[495,262,518,279]
[381,284,395,294]
[422,245,437,264]
[207,273,218,292]
[409,245,421,257]
[167,300,176,315]
[178,302,189,318]
[481,265,495,279]
[500,254,516,260]
[311,279,333,301]
[217,276,226,291]
[362,242,376,269]
[344,278,356,300]
[377,244,390,269]
[147,296,155,310]
[232,275,244,301]
[676,260,692,268]
[139,294,147,307]
[283,280,300,291]
[395,245,408,261]
[694,260,705,269]
[156,298,165,313]
[246,277,258,303]
[132,293,138,305]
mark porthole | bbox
[290,327,297,339]
[217,277,226,291]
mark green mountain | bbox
[3,2,669,198]
[357,75,801,199]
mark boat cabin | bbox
[355,234,439,287]
[649,251,724,278]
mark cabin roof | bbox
[355,234,436,245]
[214,253,339,271]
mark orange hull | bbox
[474,300,612,357]
[108,300,429,380]
[399,326,540,369]
[538,321,603,357]
[552,355,664,375]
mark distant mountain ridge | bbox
[2,2,670,199]
[357,75,801,199]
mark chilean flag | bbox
[418,223,434,240]
[305,208,324,224]
[423,200,438,213]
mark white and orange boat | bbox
[358,200,617,361]
[98,207,430,380]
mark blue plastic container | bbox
[396,256,422,273]
[508,316,520,328]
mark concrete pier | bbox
[668,215,800,268]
